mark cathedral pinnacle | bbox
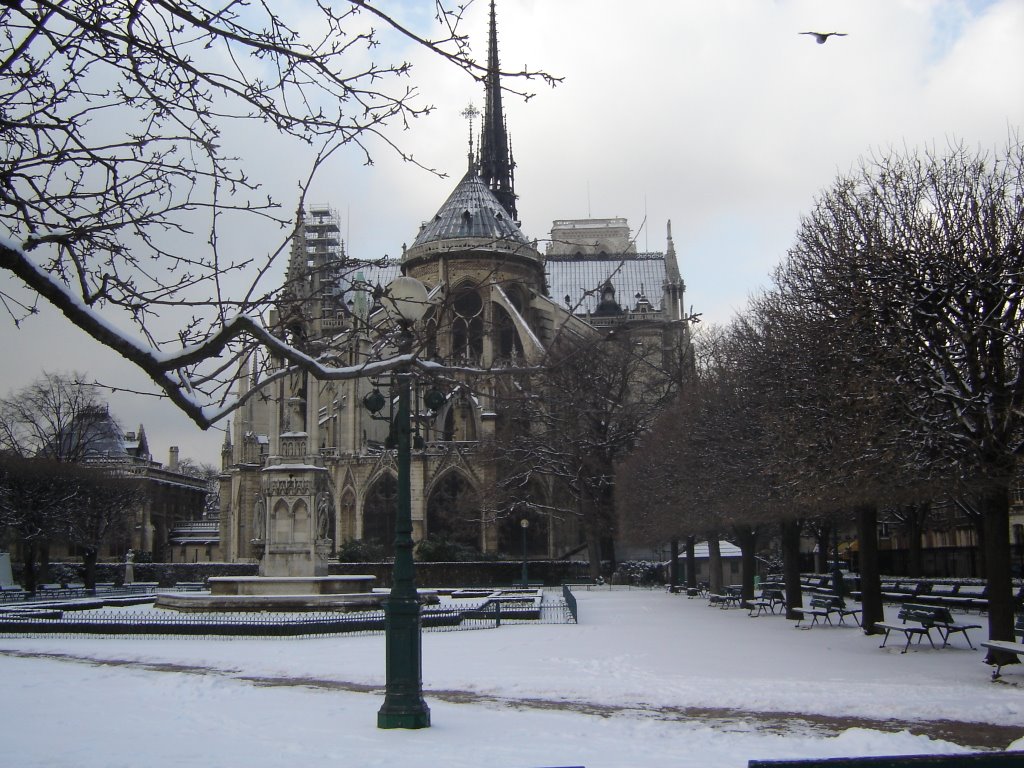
[479,0,518,222]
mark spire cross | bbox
[461,103,480,160]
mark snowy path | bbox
[2,588,1022,767]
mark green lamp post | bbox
[520,517,530,587]
[365,276,432,730]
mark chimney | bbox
[169,446,179,471]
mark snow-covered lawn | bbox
[2,588,1022,767]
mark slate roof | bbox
[410,171,529,248]
[546,254,669,315]
[328,253,673,320]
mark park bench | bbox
[911,583,959,608]
[941,585,988,613]
[879,580,931,604]
[799,575,832,594]
[708,585,742,609]
[747,587,785,617]
[980,614,1024,680]
[0,586,27,603]
[875,604,981,653]
[748,750,1024,766]
[791,595,837,627]
[791,595,860,628]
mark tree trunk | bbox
[585,527,602,580]
[21,541,38,593]
[981,485,1018,668]
[906,505,924,577]
[580,496,604,579]
[685,535,697,590]
[973,516,987,579]
[856,503,884,634]
[82,547,98,591]
[669,537,680,590]
[733,524,759,604]
[39,541,51,586]
[814,523,830,573]
[780,518,803,619]
[707,533,723,595]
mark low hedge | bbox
[14,559,594,588]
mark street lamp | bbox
[364,276,431,730]
[520,517,530,587]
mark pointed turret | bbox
[286,202,307,286]
[663,220,686,321]
[479,0,517,222]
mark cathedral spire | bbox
[479,0,518,222]
[286,201,307,286]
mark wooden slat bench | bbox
[747,588,785,617]
[876,604,981,653]
[791,596,837,628]
[708,592,740,609]
[749,751,1024,766]
[980,614,1024,680]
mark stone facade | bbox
[217,6,690,567]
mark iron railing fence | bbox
[0,600,575,640]
[562,584,578,623]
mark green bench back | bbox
[899,604,953,626]
[749,751,1024,766]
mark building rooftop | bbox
[546,254,669,316]
[409,171,529,250]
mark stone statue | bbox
[252,495,266,542]
[124,549,135,585]
[316,491,332,542]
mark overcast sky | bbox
[1,0,1022,466]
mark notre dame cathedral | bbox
[217,1,690,566]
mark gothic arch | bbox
[494,303,525,361]
[450,284,484,363]
[271,498,291,543]
[362,473,397,556]
[338,487,357,543]
[292,499,309,543]
[436,388,480,442]
[425,470,481,550]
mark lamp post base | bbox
[376,594,431,729]
[377,703,431,730]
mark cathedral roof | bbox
[546,254,671,316]
[408,171,529,252]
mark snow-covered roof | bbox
[683,540,742,559]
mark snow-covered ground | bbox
[2,588,1022,767]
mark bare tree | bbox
[781,139,1024,654]
[1,1,556,428]
[0,372,113,461]
[62,465,141,589]
[485,327,684,577]
[0,456,79,591]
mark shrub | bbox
[415,536,488,563]
[612,560,662,586]
[336,539,388,563]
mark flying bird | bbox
[800,31,848,44]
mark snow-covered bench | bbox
[747,588,785,617]
[980,614,1024,680]
[876,604,980,653]
[748,748,1024,766]
[791,595,858,628]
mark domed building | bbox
[218,1,691,570]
